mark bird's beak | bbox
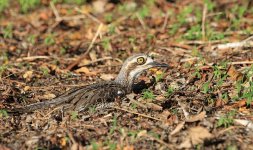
[148,61,168,68]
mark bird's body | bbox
[11,53,167,113]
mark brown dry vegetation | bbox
[0,0,253,149]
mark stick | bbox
[136,13,147,30]
[211,35,253,50]
[144,134,174,149]
[74,7,102,24]
[66,24,104,70]
[113,106,162,121]
[50,2,61,21]
[161,11,169,31]
[202,4,207,41]
[228,61,253,65]
[80,57,122,67]
[16,56,51,61]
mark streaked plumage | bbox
[11,53,167,113]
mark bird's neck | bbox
[114,67,135,93]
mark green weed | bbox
[226,145,238,150]
[201,81,210,94]
[117,3,136,13]
[142,90,155,100]
[70,111,78,120]
[204,0,215,11]
[19,0,40,13]
[183,24,202,40]
[217,110,235,128]
[168,5,193,36]
[130,103,137,110]
[0,109,8,118]
[138,5,149,19]
[206,25,225,40]
[65,0,86,5]
[105,13,113,23]
[27,34,36,45]
[0,0,8,13]
[44,34,55,45]
[109,115,117,135]
[108,25,116,34]
[0,64,8,77]
[3,24,13,39]
[40,67,50,76]
[101,38,111,51]
[242,81,253,105]
[104,140,117,150]
[88,105,96,113]
[193,67,201,78]
[60,47,66,55]
[155,72,164,82]
[127,130,138,142]
[91,140,99,150]
[166,86,174,97]
[230,5,247,30]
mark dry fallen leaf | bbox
[170,121,185,136]
[75,67,97,76]
[23,86,30,91]
[100,73,115,81]
[146,102,163,111]
[224,99,253,110]
[23,70,33,79]
[189,126,213,144]
[78,58,90,66]
[215,99,228,107]
[179,126,213,148]
[186,111,206,122]
[227,65,244,82]
[41,93,56,100]
[123,145,134,150]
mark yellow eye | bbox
[137,57,146,65]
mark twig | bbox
[228,61,253,65]
[50,2,61,21]
[74,7,102,24]
[157,46,191,57]
[16,56,51,62]
[126,94,148,109]
[216,126,244,136]
[136,13,147,30]
[161,11,170,31]
[108,13,132,27]
[113,106,162,121]
[78,57,122,67]
[144,134,174,149]
[202,4,207,41]
[176,97,190,120]
[182,40,225,45]
[66,24,104,70]
[211,35,253,50]
[180,57,200,62]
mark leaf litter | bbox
[0,0,253,149]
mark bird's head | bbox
[115,53,168,92]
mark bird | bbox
[10,53,168,113]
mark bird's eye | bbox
[137,57,146,65]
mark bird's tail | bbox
[6,96,71,114]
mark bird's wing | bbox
[9,82,126,113]
[66,82,126,111]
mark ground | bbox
[0,0,253,150]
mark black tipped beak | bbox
[149,61,168,68]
